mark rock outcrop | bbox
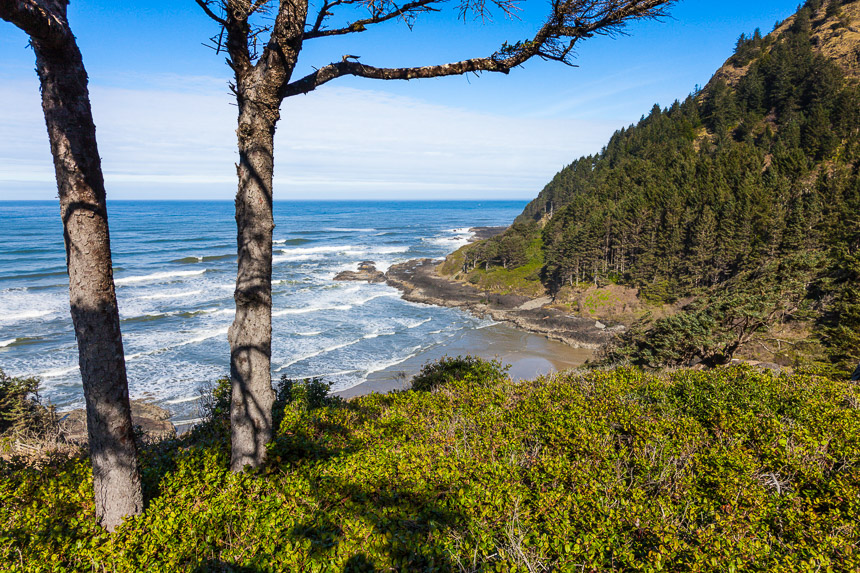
[333,261,386,283]
[385,259,613,349]
[60,400,176,445]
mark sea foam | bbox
[115,270,206,285]
[364,346,423,375]
[275,337,364,371]
[1,200,523,414]
[40,365,78,378]
[0,309,53,323]
[139,289,204,301]
[272,304,352,317]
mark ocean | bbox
[0,200,526,422]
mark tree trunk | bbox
[221,0,307,471]
[32,33,142,531]
[228,101,277,471]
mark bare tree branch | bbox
[195,0,227,26]
[304,0,438,39]
[0,0,70,46]
[249,0,271,15]
[283,52,516,97]
[305,0,523,39]
[285,0,674,97]
[308,0,341,36]
[458,0,521,23]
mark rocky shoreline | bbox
[330,226,619,351]
[384,258,614,349]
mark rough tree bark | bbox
[228,109,278,470]
[0,0,142,530]
[197,0,675,470]
[222,0,308,470]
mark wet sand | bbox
[335,322,592,399]
[333,228,611,399]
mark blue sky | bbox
[0,0,803,200]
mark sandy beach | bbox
[334,227,614,398]
[335,322,592,398]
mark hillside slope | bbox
[516,0,860,228]
[453,0,860,369]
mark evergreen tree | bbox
[470,2,860,365]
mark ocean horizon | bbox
[0,200,527,422]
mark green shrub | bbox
[184,376,233,446]
[199,375,337,420]
[272,376,341,435]
[410,355,510,391]
[2,366,859,571]
[198,376,232,423]
[275,375,336,412]
[191,375,340,443]
[0,369,57,442]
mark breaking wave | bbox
[115,270,207,285]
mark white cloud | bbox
[0,76,620,200]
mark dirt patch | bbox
[735,321,821,368]
[549,284,649,323]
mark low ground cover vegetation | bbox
[1,362,858,571]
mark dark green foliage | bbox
[604,254,821,367]
[531,30,846,295]
[703,80,740,136]
[606,309,720,368]
[818,241,860,366]
[411,355,510,391]
[461,222,540,272]
[195,374,339,429]
[496,4,860,363]
[730,27,770,67]
[275,375,338,412]
[2,366,859,570]
[0,369,57,441]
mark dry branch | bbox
[284,0,674,97]
[0,0,70,46]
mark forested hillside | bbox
[456,0,860,368]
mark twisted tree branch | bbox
[195,0,227,25]
[0,0,70,47]
[284,0,673,97]
[304,0,438,39]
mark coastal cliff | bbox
[427,0,860,370]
